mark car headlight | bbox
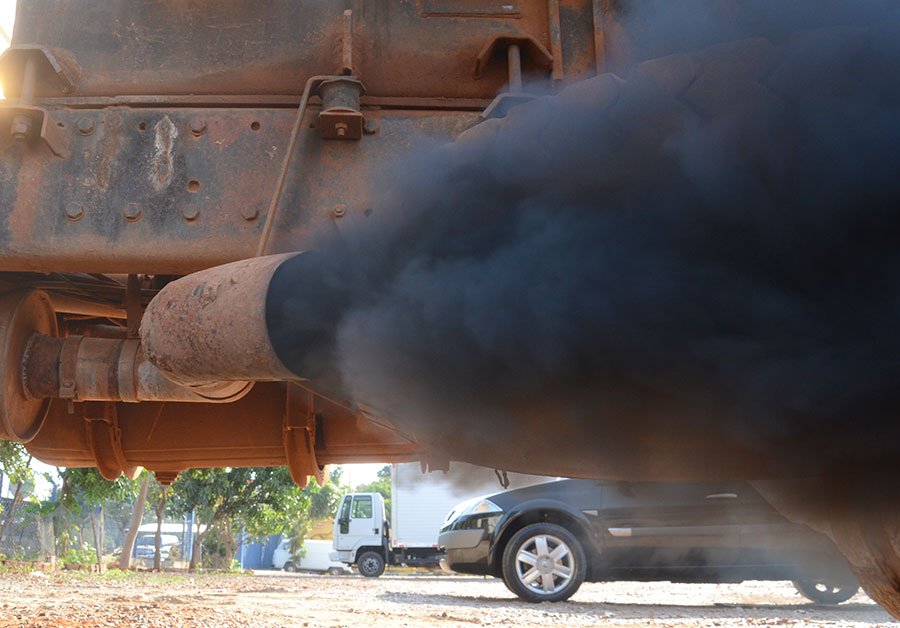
[444,498,503,527]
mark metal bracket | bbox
[58,336,84,400]
[0,104,71,157]
[0,46,78,96]
[83,401,140,482]
[474,34,553,79]
[0,47,74,157]
[283,387,326,487]
[318,77,366,140]
[476,35,547,119]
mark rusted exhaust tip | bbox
[143,251,351,387]
[141,253,304,385]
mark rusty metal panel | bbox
[0,107,479,273]
[3,0,586,100]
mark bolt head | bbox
[65,202,84,221]
[183,206,200,221]
[122,203,142,222]
[77,118,95,135]
[241,206,260,221]
[10,117,31,141]
[189,119,208,136]
[332,205,346,217]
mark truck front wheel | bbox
[357,551,386,578]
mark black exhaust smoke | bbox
[265,0,900,481]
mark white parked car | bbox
[272,538,350,574]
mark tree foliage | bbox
[354,465,392,520]
[169,467,312,570]
[0,441,32,486]
[59,468,140,571]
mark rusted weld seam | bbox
[547,0,564,81]
[591,0,607,75]
[256,75,332,257]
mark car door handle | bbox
[706,493,738,500]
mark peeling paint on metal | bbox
[151,115,177,192]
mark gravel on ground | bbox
[0,570,894,628]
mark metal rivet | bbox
[364,119,380,135]
[77,118,95,135]
[241,206,259,221]
[189,119,207,137]
[123,203,142,222]
[183,206,200,221]
[333,204,346,217]
[65,202,84,221]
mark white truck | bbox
[331,462,550,577]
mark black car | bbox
[439,479,858,604]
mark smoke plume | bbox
[268,0,900,481]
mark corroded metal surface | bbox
[25,382,420,482]
[140,254,298,384]
[3,0,604,100]
[22,333,252,403]
[0,290,56,441]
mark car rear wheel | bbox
[502,523,586,603]
[357,551,386,578]
[793,579,859,604]
[283,561,297,572]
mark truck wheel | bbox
[501,523,586,603]
[793,579,858,604]
[357,551,386,578]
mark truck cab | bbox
[331,493,390,577]
[331,490,445,577]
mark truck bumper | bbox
[330,550,352,563]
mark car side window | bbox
[351,495,373,519]
[339,496,352,521]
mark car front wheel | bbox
[501,523,586,602]
[357,551,386,578]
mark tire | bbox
[357,551,386,578]
[793,579,859,604]
[501,523,586,603]
[283,561,297,573]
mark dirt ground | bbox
[0,570,894,628]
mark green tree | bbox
[355,465,391,521]
[60,468,139,572]
[308,467,344,520]
[119,471,151,569]
[0,442,33,553]
[169,467,312,572]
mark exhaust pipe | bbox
[141,252,341,385]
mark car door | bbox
[598,481,753,574]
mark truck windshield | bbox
[351,495,373,518]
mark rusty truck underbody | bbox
[1,0,899,618]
